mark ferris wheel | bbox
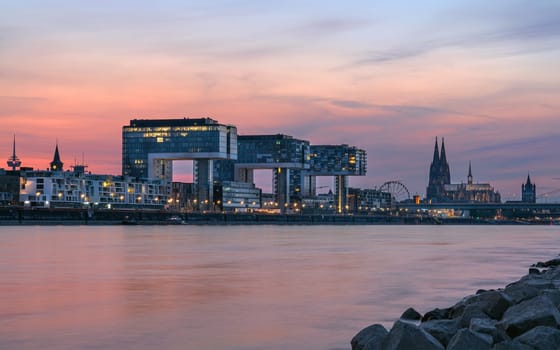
[379,180,411,203]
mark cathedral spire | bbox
[50,141,64,171]
[6,134,22,171]
[440,137,451,184]
[432,137,440,164]
[525,172,532,186]
[440,137,447,164]
[467,161,473,185]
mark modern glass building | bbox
[233,134,310,211]
[214,181,261,212]
[308,145,367,176]
[122,118,237,204]
[296,144,367,213]
[236,134,310,167]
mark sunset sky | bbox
[2,0,560,200]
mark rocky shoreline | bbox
[352,257,560,350]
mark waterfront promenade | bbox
[0,206,548,225]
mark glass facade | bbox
[236,134,310,167]
[308,145,367,175]
[348,188,392,212]
[214,181,261,212]
[122,118,237,179]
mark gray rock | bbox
[541,265,560,280]
[515,326,560,350]
[541,289,560,307]
[351,324,388,350]
[529,267,541,275]
[460,304,491,328]
[517,275,555,290]
[447,329,491,350]
[470,318,509,344]
[420,319,460,347]
[466,290,512,320]
[400,307,422,321]
[528,267,541,274]
[421,308,450,322]
[448,300,467,319]
[503,282,539,304]
[497,295,560,337]
[382,320,444,350]
[491,340,533,350]
[534,258,560,268]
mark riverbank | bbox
[352,257,560,349]
[0,207,550,225]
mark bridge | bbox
[397,202,560,212]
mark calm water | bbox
[1,225,559,350]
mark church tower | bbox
[467,161,473,185]
[50,142,64,171]
[6,134,22,171]
[521,173,536,203]
[426,137,451,201]
[440,137,451,185]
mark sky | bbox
[1,0,560,200]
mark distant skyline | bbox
[2,1,560,200]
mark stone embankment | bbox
[352,257,560,350]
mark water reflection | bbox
[0,225,559,350]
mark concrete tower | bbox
[6,134,22,171]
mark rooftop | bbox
[127,118,220,127]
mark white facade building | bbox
[20,169,170,209]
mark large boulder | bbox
[515,326,560,350]
[459,304,491,328]
[497,295,560,337]
[541,289,560,307]
[516,275,555,290]
[400,307,422,321]
[382,320,444,350]
[466,290,512,320]
[491,340,533,350]
[534,258,560,268]
[503,282,539,304]
[351,324,388,350]
[420,319,460,347]
[448,299,468,319]
[447,329,491,350]
[470,318,508,344]
[421,308,451,322]
[541,265,560,280]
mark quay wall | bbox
[0,206,505,225]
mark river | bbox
[1,225,558,350]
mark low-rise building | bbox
[0,169,20,205]
[214,181,261,212]
[348,188,392,212]
[20,168,170,209]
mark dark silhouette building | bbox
[50,143,64,171]
[426,137,450,201]
[521,173,536,203]
[426,138,501,203]
[444,162,501,203]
